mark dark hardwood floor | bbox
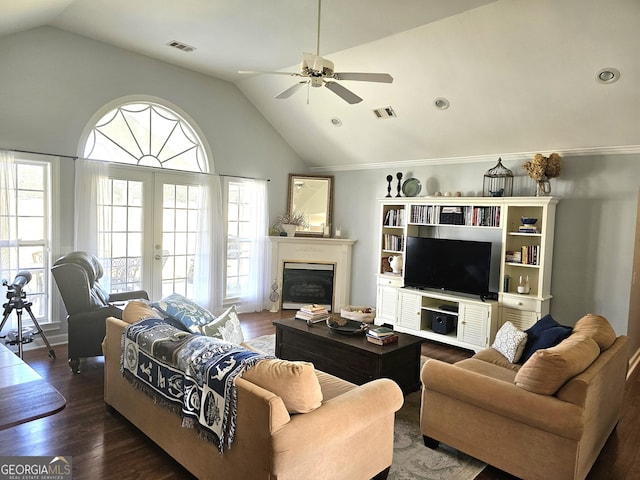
[0,311,637,479]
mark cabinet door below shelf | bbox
[377,283,399,324]
[501,307,538,331]
[397,291,422,330]
[457,303,490,348]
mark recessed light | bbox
[331,117,342,126]
[434,97,450,110]
[595,68,620,84]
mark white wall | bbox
[333,155,640,337]
[0,26,307,224]
[0,26,307,335]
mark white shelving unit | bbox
[375,196,559,351]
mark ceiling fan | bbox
[238,0,393,104]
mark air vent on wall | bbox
[166,40,196,53]
[373,106,396,119]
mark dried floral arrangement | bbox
[276,210,308,227]
[522,153,562,181]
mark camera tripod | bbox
[0,292,56,360]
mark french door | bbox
[99,167,203,301]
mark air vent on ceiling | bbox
[166,40,196,53]
[372,106,396,119]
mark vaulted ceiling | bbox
[2,0,639,170]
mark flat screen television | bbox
[404,236,492,297]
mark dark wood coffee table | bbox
[273,317,423,394]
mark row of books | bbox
[409,205,501,227]
[383,233,404,252]
[366,326,398,346]
[295,304,330,322]
[383,208,405,227]
[505,245,540,265]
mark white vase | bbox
[281,224,297,237]
[388,255,403,274]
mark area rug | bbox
[243,334,486,480]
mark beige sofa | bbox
[420,314,628,480]
[103,315,404,480]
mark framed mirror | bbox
[287,173,334,237]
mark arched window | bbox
[77,100,221,305]
[83,102,208,172]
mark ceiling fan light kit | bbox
[239,0,393,104]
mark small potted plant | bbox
[276,211,307,237]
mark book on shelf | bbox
[518,225,539,233]
[366,333,399,345]
[367,326,395,338]
[521,245,540,265]
[505,250,522,263]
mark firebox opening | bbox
[281,262,335,311]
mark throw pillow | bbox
[572,314,616,351]
[519,314,573,364]
[241,359,323,414]
[492,321,528,363]
[122,300,159,324]
[514,334,600,395]
[191,304,244,344]
[151,293,216,330]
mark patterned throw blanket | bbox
[121,318,269,453]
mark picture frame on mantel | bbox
[287,173,334,237]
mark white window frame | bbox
[0,153,59,329]
[223,178,254,303]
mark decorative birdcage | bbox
[483,158,513,197]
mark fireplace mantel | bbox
[269,236,356,312]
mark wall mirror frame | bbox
[287,173,334,237]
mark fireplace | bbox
[282,262,335,311]
[269,237,355,313]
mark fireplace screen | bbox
[282,262,335,311]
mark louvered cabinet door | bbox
[457,302,491,348]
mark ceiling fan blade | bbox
[332,72,394,83]
[238,70,302,77]
[324,81,363,104]
[275,81,308,99]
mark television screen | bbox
[404,236,492,297]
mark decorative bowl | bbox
[521,217,538,225]
[340,306,376,323]
[326,316,368,335]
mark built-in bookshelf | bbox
[375,196,560,348]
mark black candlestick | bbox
[385,175,393,197]
[396,172,403,197]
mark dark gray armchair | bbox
[51,251,148,373]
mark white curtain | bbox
[246,179,269,312]
[73,158,111,288]
[0,150,17,331]
[192,173,224,312]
